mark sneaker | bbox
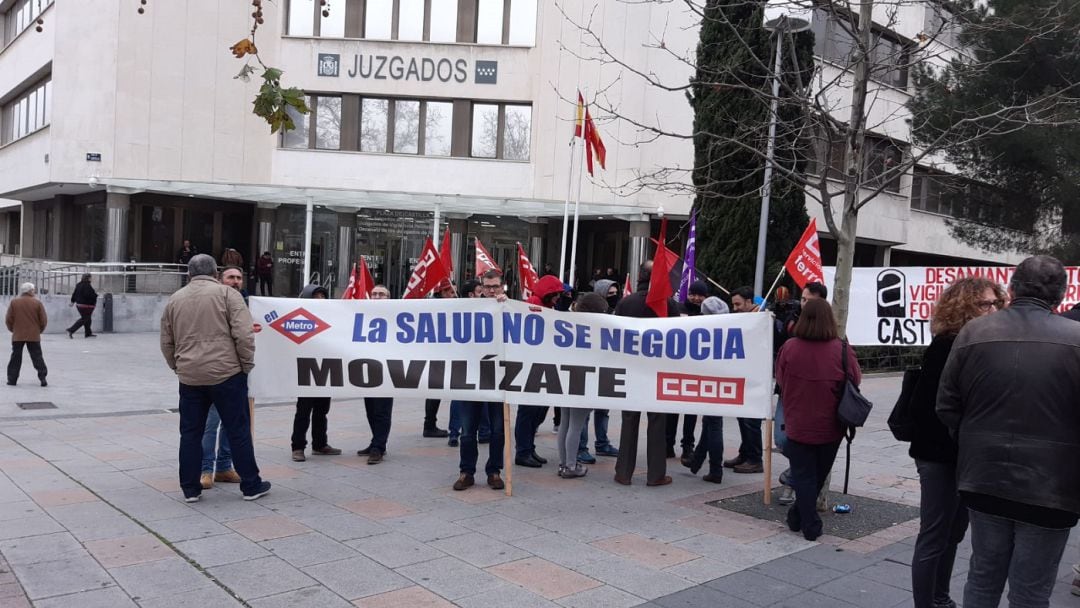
[292,450,306,462]
[778,486,796,505]
[200,473,214,489]
[367,449,384,465]
[214,470,241,483]
[595,445,619,457]
[560,465,588,479]
[423,427,450,438]
[312,446,342,455]
[453,473,475,491]
[487,473,505,490]
[448,437,459,447]
[733,461,764,474]
[577,450,596,465]
[242,481,272,501]
[184,494,201,503]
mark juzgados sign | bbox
[318,52,498,84]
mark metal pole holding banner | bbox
[249,397,255,441]
[503,402,513,497]
[303,197,314,286]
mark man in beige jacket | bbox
[161,254,270,503]
[6,282,48,387]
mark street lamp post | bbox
[753,1,813,298]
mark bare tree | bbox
[558,0,1080,332]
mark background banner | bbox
[823,266,1080,346]
[248,297,774,418]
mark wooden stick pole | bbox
[248,397,255,441]
[503,402,513,497]
[763,418,773,505]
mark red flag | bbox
[623,274,632,297]
[357,256,375,299]
[574,91,606,176]
[646,219,675,318]
[341,263,359,299]
[573,91,585,137]
[649,237,681,270]
[403,237,450,299]
[783,219,824,289]
[516,242,539,299]
[474,238,501,277]
[438,228,453,275]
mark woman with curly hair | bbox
[910,276,1005,608]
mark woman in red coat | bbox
[775,298,861,540]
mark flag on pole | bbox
[623,273,632,297]
[646,218,675,318]
[648,237,681,270]
[474,238,501,277]
[341,263,359,299]
[676,210,698,302]
[438,228,453,275]
[403,237,450,299]
[574,91,606,176]
[783,219,824,288]
[516,242,539,299]
[357,256,374,298]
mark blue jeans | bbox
[449,402,491,441]
[178,373,263,498]
[200,406,233,474]
[774,398,788,454]
[514,405,548,458]
[963,509,1071,608]
[688,416,725,476]
[578,409,613,452]
[362,398,392,452]
[457,401,504,475]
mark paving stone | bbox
[704,569,807,606]
[455,583,560,608]
[0,501,45,522]
[143,514,232,543]
[108,558,213,601]
[383,513,472,543]
[11,555,115,600]
[788,544,876,573]
[208,556,317,600]
[347,531,447,568]
[456,513,545,542]
[260,532,358,568]
[429,532,529,568]
[509,532,614,568]
[814,573,911,608]
[531,515,624,542]
[0,514,64,540]
[302,555,412,600]
[32,585,138,608]
[554,584,645,608]
[45,501,146,542]
[352,585,456,608]
[749,554,846,588]
[249,585,354,608]
[173,532,271,568]
[663,557,742,584]
[226,514,311,542]
[0,532,86,565]
[299,513,388,541]
[575,555,695,601]
[134,583,244,607]
[652,584,759,608]
[487,556,603,599]
[592,533,700,569]
[858,559,914,592]
[396,555,506,600]
[768,590,861,607]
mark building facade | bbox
[0,0,1023,297]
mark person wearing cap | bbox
[6,282,48,387]
[513,274,565,469]
[292,284,344,462]
[682,296,730,482]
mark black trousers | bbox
[255,275,273,296]
[291,397,331,450]
[786,438,841,539]
[424,399,441,430]
[615,411,667,484]
[7,341,47,384]
[67,306,95,337]
[912,459,969,608]
[363,397,393,452]
[665,414,697,451]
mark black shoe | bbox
[531,452,548,465]
[786,506,801,532]
[85,334,97,339]
[723,455,746,469]
[515,455,543,468]
[448,437,459,447]
[666,447,676,458]
[680,447,694,461]
[423,427,449,438]
[40,380,47,387]
[67,330,74,339]
[242,481,272,501]
[357,446,372,456]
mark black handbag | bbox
[887,367,921,442]
[837,339,873,428]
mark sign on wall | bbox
[823,266,1080,346]
[248,298,774,418]
[317,53,498,84]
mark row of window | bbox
[810,9,912,89]
[283,95,531,160]
[808,135,906,193]
[1,0,51,48]
[910,168,1032,230]
[288,0,537,46]
[0,78,50,145]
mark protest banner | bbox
[822,265,1080,346]
[248,297,774,418]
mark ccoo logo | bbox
[269,308,331,344]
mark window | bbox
[393,100,420,154]
[2,0,52,47]
[911,167,1032,230]
[811,9,913,88]
[476,0,505,44]
[808,133,905,193]
[911,168,948,215]
[429,0,459,42]
[508,0,538,45]
[361,98,389,153]
[287,0,315,35]
[364,0,393,39]
[281,99,310,149]
[471,102,531,160]
[1,78,51,145]
[424,101,453,156]
[314,96,342,150]
[397,0,425,41]
[321,1,345,37]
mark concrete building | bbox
[0,0,1021,298]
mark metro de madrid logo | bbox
[268,308,331,344]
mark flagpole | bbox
[559,136,578,283]
[568,90,588,289]
[764,268,786,302]
[650,237,730,296]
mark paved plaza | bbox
[0,334,1076,607]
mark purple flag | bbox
[677,209,697,302]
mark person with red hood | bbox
[513,274,566,468]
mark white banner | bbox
[823,266,1080,346]
[248,297,774,418]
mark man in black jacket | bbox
[937,255,1080,608]
[67,273,98,338]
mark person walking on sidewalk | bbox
[66,274,98,339]
[908,277,1004,608]
[938,255,1080,608]
[290,284,343,462]
[6,282,48,387]
[160,254,270,503]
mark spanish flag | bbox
[574,91,606,176]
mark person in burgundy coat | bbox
[775,298,861,541]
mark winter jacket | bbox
[71,281,98,308]
[526,275,565,307]
[256,256,274,277]
[160,275,254,386]
[937,298,1080,515]
[908,334,958,463]
[775,337,861,445]
[6,294,48,342]
[299,284,329,299]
